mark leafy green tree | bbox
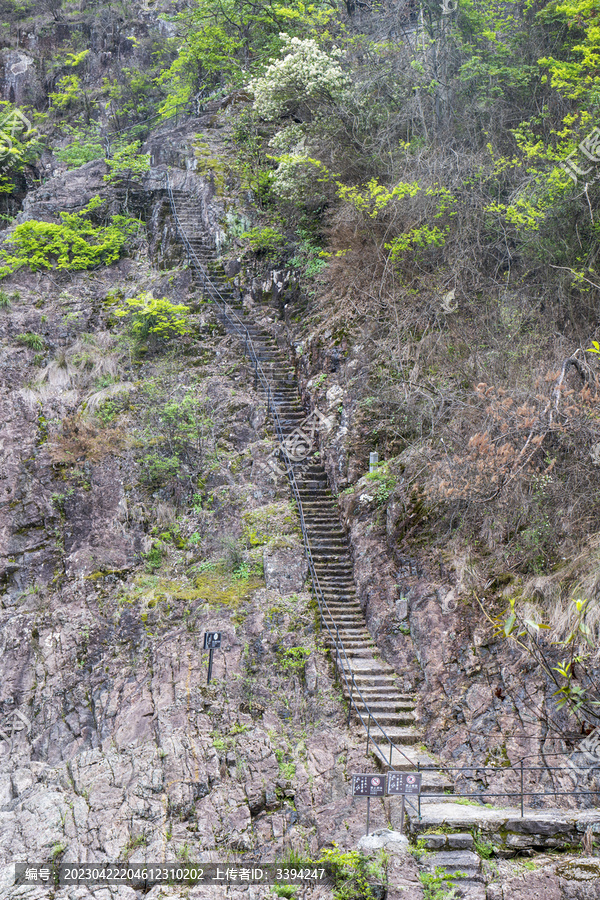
[104,141,150,186]
[537,0,600,103]
[55,126,104,169]
[157,0,337,109]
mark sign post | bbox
[352,774,385,835]
[387,772,422,835]
[203,632,222,684]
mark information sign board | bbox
[387,772,422,796]
[352,774,385,797]
[203,632,222,650]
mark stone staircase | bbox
[165,177,600,898]
[168,188,452,794]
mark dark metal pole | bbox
[400,794,406,835]
[207,647,214,684]
[366,796,371,836]
[347,675,354,725]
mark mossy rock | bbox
[193,572,264,606]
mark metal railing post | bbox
[347,674,354,726]
[520,760,524,817]
[366,713,371,754]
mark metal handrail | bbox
[163,169,419,791]
[415,757,600,816]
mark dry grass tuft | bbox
[82,382,134,416]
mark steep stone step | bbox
[306,528,347,538]
[360,685,416,711]
[322,617,365,627]
[367,726,421,745]
[318,585,358,594]
[323,612,365,621]
[326,635,374,646]
[314,577,356,586]
[322,603,365,613]
[316,580,356,588]
[305,515,344,524]
[308,538,348,548]
[308,531,350,544]
[325,632,373,644]
[297,492,335,502]
[349,675,403,689]
[353,710,416,727]
[352,696,416,710]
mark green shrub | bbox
[139,453,181,486]
[242,225,286,255]
[0,197,139,277]
[365,466,397,505]
[49,74,82,110]
[55,128,104,168]
[290,226,328,278]
[277,646,310,674]
[0,102,44,198]
[114,293,190,344]
[419,865,466,899]
[318,845,381,900]
[0,290,10,308]
[272,882,298,897]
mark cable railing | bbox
[163,169,420,806]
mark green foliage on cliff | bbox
[114,293,190,343]
[0,197,140,277]
[104,141,150,185]
[55,127,104,169]
[319,845,383,900]
[0,102,44,195]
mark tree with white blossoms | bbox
[250,35,349,204]
[250,34,350,123]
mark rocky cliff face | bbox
[0,9,599,893]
